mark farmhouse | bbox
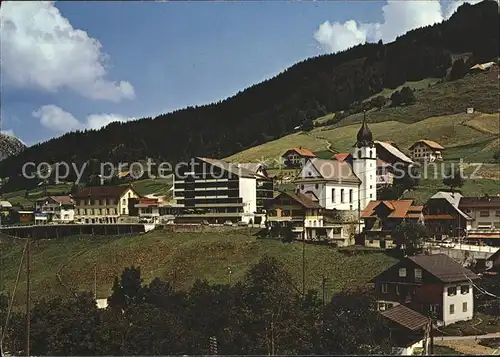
[371,254,479,326]
[72,185,140,224]
[34,195,75,224]
[282,147,316,168]
[408,140,444,162]
[358,200,423,248]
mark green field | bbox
[0,230,397,310]
[226,70,498,163]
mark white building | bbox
[459,196,500,241]
[295,116,377,213]
[173,157,273,225]
[34,195,75,224]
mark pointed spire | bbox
[355,110,373,147]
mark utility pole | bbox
[94,264,97,300]
[26,238,30,357]
[322,276,327,307]
[302,234,305,297]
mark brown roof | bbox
[408,254,480,283]
[409,140,445,150]
[361,200,419,218]
[273,191,322,209]
[381,305,429,331]
[459,196,500,208]
[72,186,135,199]
[283,147,316,158]
[51,195,73,205]
[424,214,455,220]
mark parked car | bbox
[439,239,455,248]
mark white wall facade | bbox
[463,207,500,230]
[410,143,442,162]
[352,146,377,211]
[118,188,140,216]
[392,339,424,356]
[53,207,75,223]
[239,177,257,223]
[442,282,474,325]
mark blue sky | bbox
[0,0,475,146]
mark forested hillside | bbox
[0,0,498,192]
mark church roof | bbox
[355,113,373,146]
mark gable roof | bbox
[361,200,421,219]
[381,305,429,331]
[50,195,73,205]
[428,191,471,220]
[282,147,316,158]
[375,140,414,164]
[332,152,351,162]
[272,190,322,209]
[72,185,136,199]
[408,254,479,283]
[296,158,361,184]
[409,140,445,151]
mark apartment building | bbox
[409,140,445,162]
[72,185,140,224]
[459,196,500,242]
[173,157,274,225]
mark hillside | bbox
[0,0,498,193]
[226,70,499,164]
[0,230,397,310]
[0,132,26,161]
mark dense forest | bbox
[0,0,498,192]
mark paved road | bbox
[436,332,500,341]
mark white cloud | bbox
[314,0,479,53]
[1,1,135,101]
[32,105,133,134]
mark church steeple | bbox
[354,111,373,147]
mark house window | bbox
[381,284,388,294]
[341,189,345,203]
[370,194,373,198]
[349,189,353,203]
[496,211,500,217]
[332,189,335,203]
[399,268,407,277]
[463,302,468,312]
[461,285,469,295]
[480,211,490,217]
[447,286,457,296]
[430,304,438,314]
[414,269,422,280]
[370,185,373,189]
[450,304,455,314]
[315,184,319,190]
[301,185,304,190]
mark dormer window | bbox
[399,268,407,277]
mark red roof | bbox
[409,140,445,150]
[332,152,351,162]
[283,147,316,158]
[361,200,421,219]
[138,197,159,205]
[72,185,137,199]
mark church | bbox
[295,115,377,213]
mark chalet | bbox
[381,305,430,356]
[371,254,479,326]
[72,185,140,224]
[134,197,178,224]
[173,157,273,225]
[459,196,500,243]
[265,190,357,245]
[359,200,423,248]
[408,140,444,162]
[34,195,75,224]
[282,147,316,168]
[423,191,472,240]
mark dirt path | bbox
[435,339,495,355]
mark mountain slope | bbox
[0,132,26,162]
[0,0,498,193]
